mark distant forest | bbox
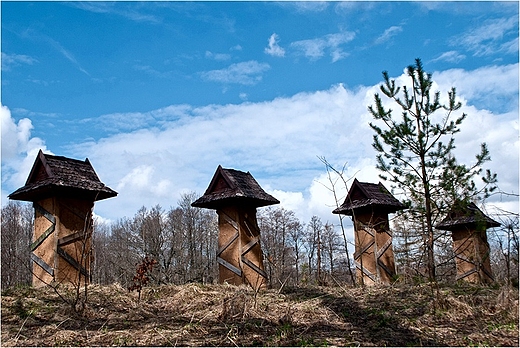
[1,192,518,290]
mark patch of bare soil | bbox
[1,282,518,346]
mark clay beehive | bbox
[192,165,279,288]
[333,179,405,285]
[436,201,499,284]
[8,150,117,287]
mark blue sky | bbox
[1,1,518,230]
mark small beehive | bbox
[8,150,117,287]
[192,165,279,288]
[436,201,499,284]
[333,179,405,286]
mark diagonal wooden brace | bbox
[241,236,267,279]
[377,258,394,277]
[30,224,55,251]
[217,257,242,277]
[354,260,376,282]
[353,239,375,260]
[242,257,267,279]
[58,231,87,247]
[31,253,54,276]
[34,202,56,225]
[217,231,239,257]
[456,268,478,281]
[375,234,392,259]
[57,247,88,278]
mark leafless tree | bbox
[1,201,33,288]
[259,207,301,288]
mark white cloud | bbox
[117,165,173,198]
[430,51,466,64]
[45,36,90,76]
[133,64,175,79]
[205,51,231,61]
[71,2,161,24]
[278,1,329,13]
[290,31,355,62]
[265,33,286,57]
[433,63,518,114]
[452,16,519,56]
[3,64,517,229]
[1,104,49,204]
[374,25,403,45]
[64,83,373,221]
[199,60,271,85]
[1,105,48,163]
[1,52,38,71]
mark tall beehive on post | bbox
[192,165,279,288]
[8,150,117,287]
[333,179,405,285]
[436,201,499,284]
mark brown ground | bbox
[1,282,518,346]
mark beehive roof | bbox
[435,202,500,231]
[192,165,279,209]
[332,178,405,215]
[8,150,117,202]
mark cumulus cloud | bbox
[1,104,49,203]
[199,60,271,85]
[65,83,374,221]
[2,64,517,227]
[1,105,47,163]
[433,63,518,114]
[265,33,285,57]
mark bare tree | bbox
[259,207,302,288]
[317,156,356,284]
[304,216,324,285]
[1,201,33,288]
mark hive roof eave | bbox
[8,150,117,202]
[435,202,500,231]
[332,202,405,216]
[191,165,279,210]
[332,179,405,215]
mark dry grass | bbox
[1,282,518,346]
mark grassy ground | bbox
[1,282,518,346]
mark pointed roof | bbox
[191,165,279,209]
[435,201,500,231]
[8,150,117,202]
[332,178,405,216]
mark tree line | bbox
[2,194,517,290]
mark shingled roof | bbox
[332,179,405,216]
[8,150,117,202]
[435,201,500,231]
[192,165,279,209]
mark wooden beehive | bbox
[333,179,405,286]
[8,150,117,287]
[192,165,279,288]
[436,202,499,284]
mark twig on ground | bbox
[14,310,33,342]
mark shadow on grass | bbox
[280,286,441,347]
